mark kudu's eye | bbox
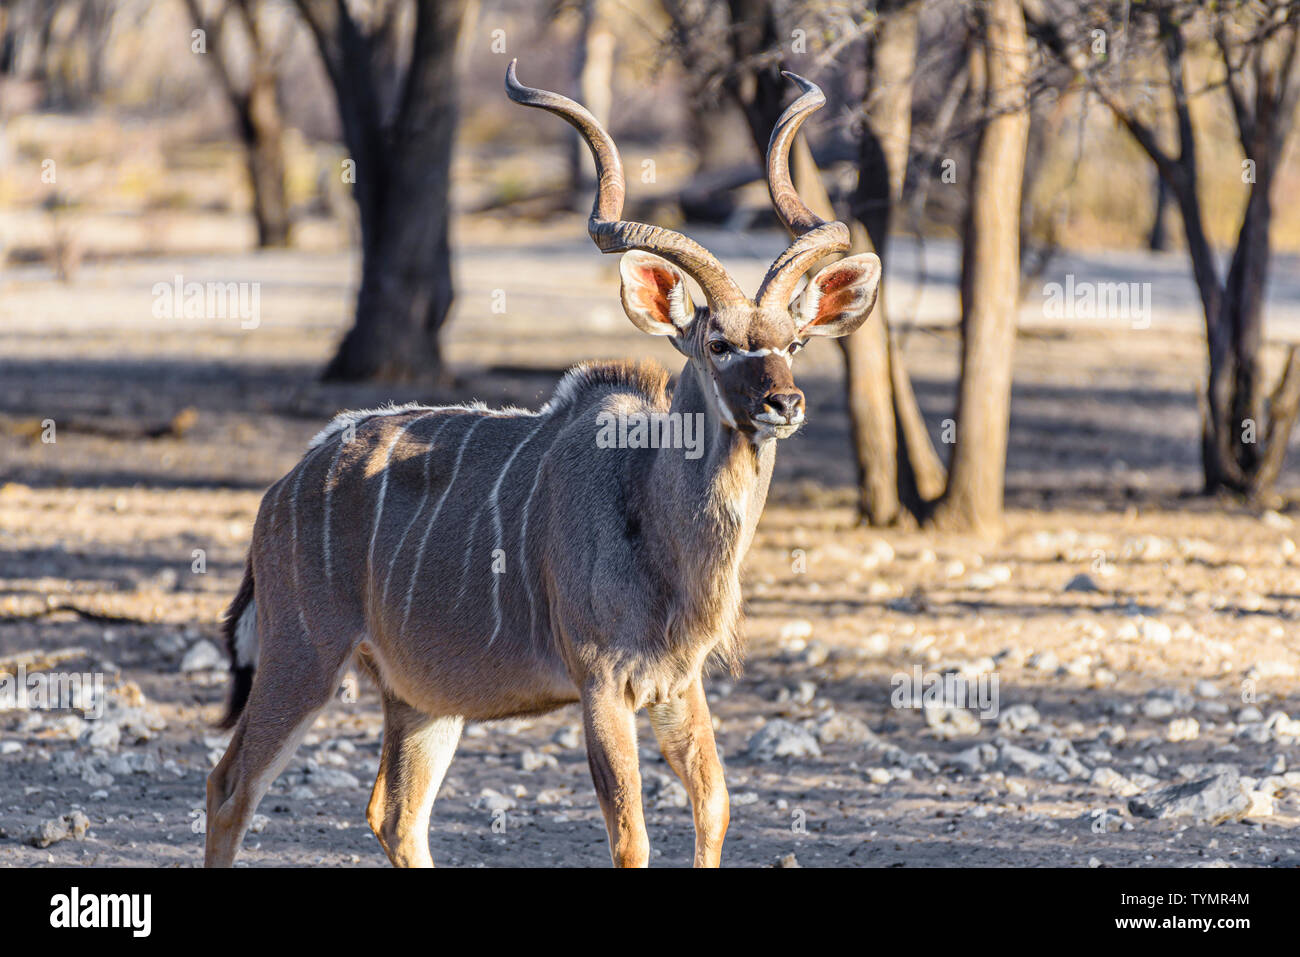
[708,340,730,357]
[788,341,804,356]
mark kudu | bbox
[204,63,880,868]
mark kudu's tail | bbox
[216,558,257,730]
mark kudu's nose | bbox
[764,392,805,423]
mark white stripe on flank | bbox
[368,415,428,578]
[517,463,547,644]
[518,411,574,644]
[289,460,310,633]
[321,439,347,586]
[286,434,339,629]
[383,416,456,604]
[486,418,547,645]
[402,415,489,628]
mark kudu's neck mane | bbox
[634,360,776,604]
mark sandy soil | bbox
[1,232,1299,867]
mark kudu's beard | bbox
[759,420,804,441]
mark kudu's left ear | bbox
[619,250,696,338]
[792,253,882,338]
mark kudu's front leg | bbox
[582,680,649,867]
[648,678,729,867]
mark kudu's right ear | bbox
[619,251,696,338]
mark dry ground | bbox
[1,229,1299,867]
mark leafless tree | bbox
[185,0,292,248]
[928,0,1030,531]
[293,0,470,383]
[1,0,114,108]
[1029,0,1300,503]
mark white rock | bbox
[1100,724,1127,745]
[1091,767,1140,797]
[1166,717,1200,742]
[747,720,822,761]
[1128,770,1251,825]
[861,633,890,657]
[475,789,517,813]
[520,749,558,772]
[551,725,581,750]
[947,743,997,775]
[924,704,981,739]
[304,761,360,789]
[866,539,895,565]
[25,810,91,848]
[997,703,1041,735]
[1262,510,1293,530]
[999,742,1068,781]
[180,640,224,673]
[1083,808,1130,833]
[1139,618,1172,644]
[1142,697,1177,719]
[1268,711,1300,738]
[795,642,830,667]
[814,712,877,746]
[1027,651,1059,672]
[81,721,121,752]
[1245,790,1275,817]
[778,620,814,644]
[643,770,688,809]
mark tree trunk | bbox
[838,1,944,526]
[240,68,291,248]
[1197,20,1300,501]
[1204,146,1300,502]
[1147,173,1170,251]
[1025,1,1300,503]
[312,0,468,383]
[929,0,1029,534]
[185,0,292,249]
[567,0,614,205]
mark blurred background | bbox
[1,0,1300,867]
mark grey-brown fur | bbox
[204,68,881,868]
[225,356,753,720]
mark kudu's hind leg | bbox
[648,679,729,867]
[365,691,463,868]
[205,621,352,867]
